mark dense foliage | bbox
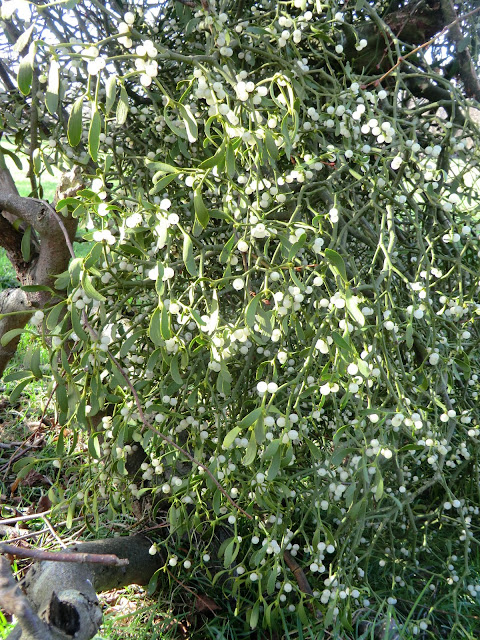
[1,0,480,636]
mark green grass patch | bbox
[0,249,17,290]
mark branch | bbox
[0,542,129,566]
[0,557,51,640]
[371,4,480,88]
[0,194,48,233]
[440,0,480,101]
[0,59,16,92]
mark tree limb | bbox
[0,557,51,640]
[440,0,480,101]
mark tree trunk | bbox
[0,165,82,377]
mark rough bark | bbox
[1,536,164,640]
[0,166,82,377]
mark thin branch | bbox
[0,508,55,525]
[0,59,16,92]
[0,542,129,566]
[283,550,314,597]
[369,4,480,87]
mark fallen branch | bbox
[0,542,129,566]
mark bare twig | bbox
[368,4,480,87]
[41,517,67,549]
[0,508,56,525]
[0,541,129,566]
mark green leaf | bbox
[194,188,209,228]
[178,103,198,142]
[21,285,53,293]
[254,413,265,444]
[281,113,292,159]
[264,130,278,161]
[68,96,84,147]
[32,148,41,175]
[160,304,170,339]
[223,538,237,568]
[88,434,102,460]
[66,500,75,529]
[14,24,34,54]
[149,307,162,345]
[13,456,38,474]
[164,107,187,139]
[0,145,22,170]
[226,142,235,177]
[239,407,263,429]
[325,248,347,282]
[243,431,257,466]
[267,448,281,480]
[375,473,384,501]
[182,233,198,276]
[149,173,177,195]
[249,602,260,630]
[147,570,160,596]
[10,377,33,404]
[267,567,277,595]
[71,306,89,341]
[30,347,42,379]
[223,426,241,449]
[406,321,414,349]
[105,75,117,115]
[148,161,179,174]
[56,428,65,457]
[88,108,101,162]
[119,329,144,357]
[1,328,25,347]
[116,86,129,125]
[345,288,365,326]
[198,143,226,170]
[349,168,362,180]
[245,294,259,329]
[219,234,236,264]
[332,331,352,354]
[81,272,106,302]
[17,50,34,95]
[46,59,60,115]
[304,437,322,460]
[20,225,32,262]
[170,354,183,384]
[47,300,67,330]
